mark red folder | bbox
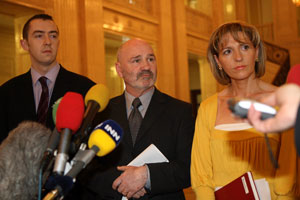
[215,171,260,200]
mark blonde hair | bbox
[207,21,266,85]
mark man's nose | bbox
[44,35,51,45]
[141,60,150,69]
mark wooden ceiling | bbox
[0,1,41,17]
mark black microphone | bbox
[71,84,109,154]
[40,128,60,188]
[43,175,73,200]
[53,92,84,175]
[43,120,123,200]
[40,97,62,174]
[0,121,51,200]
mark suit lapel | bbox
[47,66,74,128]
[50,66,71,105]
[110,94,134,148]
[20,70,37,118]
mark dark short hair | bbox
[22,14,57,40]
[207,21,266,85]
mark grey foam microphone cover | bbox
[0,121,51,200]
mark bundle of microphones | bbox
[39,84,124,200]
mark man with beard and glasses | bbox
[0,14,94,143]
[66,38,195,200]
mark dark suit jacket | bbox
[68,88,195,200]
[0,65,95,142]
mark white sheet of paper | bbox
[255,178,271,200]
[128,144,169,166]
[122,144,169,200]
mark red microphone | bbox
[53,92,84,175]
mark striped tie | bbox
[37,76,49,124]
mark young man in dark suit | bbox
[68,38,195,199]
[0,14,95,143]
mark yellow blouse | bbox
[191,93,298,200]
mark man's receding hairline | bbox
[117,39,153,62]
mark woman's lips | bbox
[235,65,246,70]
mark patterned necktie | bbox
[128,98,143,145]
[37,76,49,124]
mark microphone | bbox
[52,97,62,125]
[43,175,73,200]
[43,120,123,200]
[53,92,84,175]
[69,119,123,177]
[40,97,63,174]
[71,84,109,153]
[0,121,51,200]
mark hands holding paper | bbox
[112,165,148,199]
[112,144,169,199]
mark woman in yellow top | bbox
[191,22,298,199]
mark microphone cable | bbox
[264,133,279,169]
[38,167,43,200]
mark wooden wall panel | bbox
[172,0,190,102]
[104,0,155,16]
[187,35,209,57]
[272,0,300,66]
[273,0,298,41]
[103,8,158,42]
[156,0,176,97]
[185,4,219,99]
[261,61,281,83]
[0,0,46,85]
[186,7,213,39]
[14,16,31,75]
[53,0,106,83]
[211,0,225,29]
[52,0,81,75]
[0,19,15,84]
[82,0,106,84]
[4,0,51,11]
[1,0,223,104]
[103,0,158,22]
[235,0,248,21]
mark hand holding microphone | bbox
[43,120,123,200]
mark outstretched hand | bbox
[247,84,300,133]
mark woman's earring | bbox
[218,66,222,70]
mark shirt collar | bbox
[125,87,155,115]
[31,63,60,85]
